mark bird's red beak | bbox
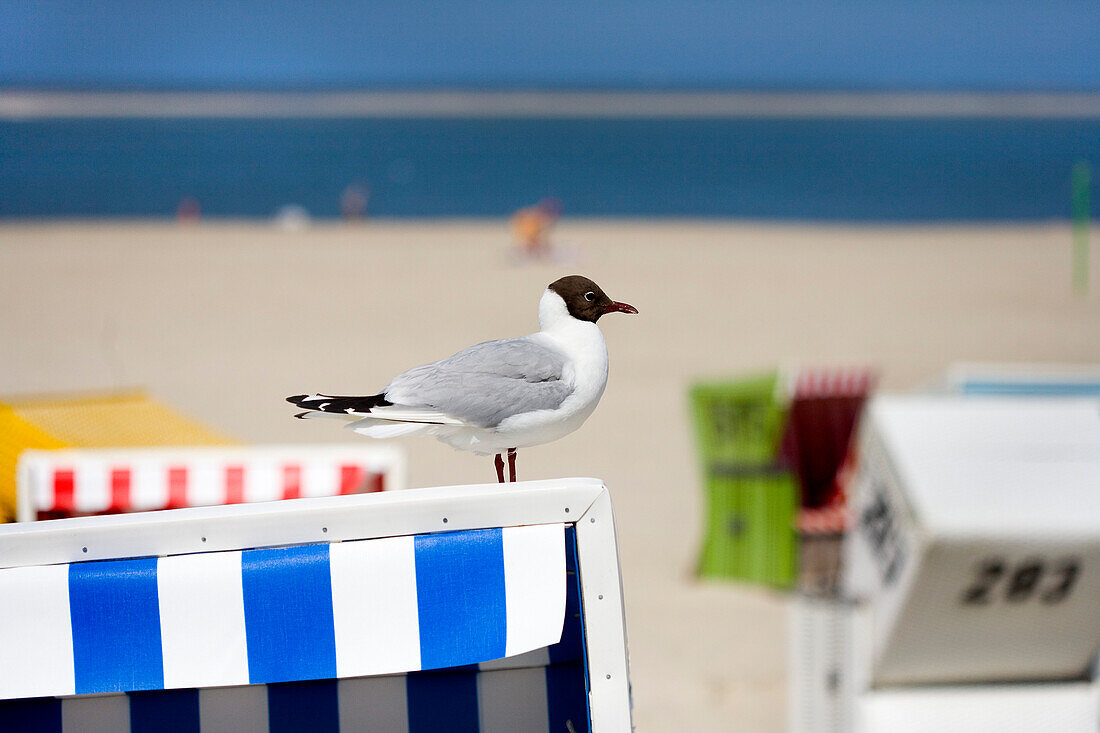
[604,301,638,315]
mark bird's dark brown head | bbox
[548,275,638,323]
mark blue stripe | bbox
[242,544,337,684]
[961,380,1100,396]
[547,529,592,732]
[267,680,340,733]
[549,527,584,665]
[129,689,200,733]
[69,558,163,693]
[406,671,479,733]
[0,697,63,733]
[414,528,507,670]
[546,662,591,733]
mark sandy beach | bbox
[2,219,1097,731]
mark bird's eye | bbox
[584,291,595,302]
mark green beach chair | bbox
[690,373,799,587]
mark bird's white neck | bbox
[539,289,583,333]
[537,288,608,378]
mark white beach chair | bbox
[0,478,632,732]
[15,444,406,522]
[937,362,1100,397]
[789,396,1100,732]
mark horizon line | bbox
[3,90,1100,119]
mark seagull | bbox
[287,275,637,483]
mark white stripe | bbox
[188,457,225,506]
[244,460,280,503]
[331,536,421,677]
[503,524,566,657]
[62,694,129,733]
[33,463,57,513]
[73,460,109,513]
[477,667,550,733]
[131,456,169,511]
[0,563,74,698]
[338,675,410,733]
[302,457,338,498]
[199,685,270,733]
[158,552,249,689]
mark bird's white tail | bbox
[346,418,433,439]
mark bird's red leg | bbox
[507,448,517,482]
[495,453,505,483]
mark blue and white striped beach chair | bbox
[0,478,631,732]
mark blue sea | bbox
[1,117,1097,221]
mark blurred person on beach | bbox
[341,181,370,221]
[511,197,562,261]
[176,196,201,224]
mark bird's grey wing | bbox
[382,337,571,427]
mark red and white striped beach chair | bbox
[783,367,877,509]
[15,445,405,522]
[782,367,877,595]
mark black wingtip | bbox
[287,392,391,414]
[293,411,311,419]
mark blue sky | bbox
[2,0,1098,90]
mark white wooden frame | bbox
[0,477,632,732]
